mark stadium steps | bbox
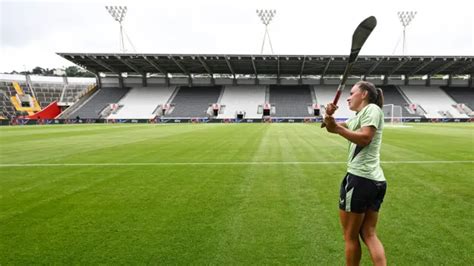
[314,85,353,119]
[400,86,469,119]
[265,86,270,103]
[165,86,180,104]
[441,87,474,110]
[216,86,226,104]
[9,96,34,115]
[68,87,129,119]
[12,82,25,95]
[164,86,221,118]
[217,85,266,119]
[57,85,98,119]
[394,86,412,104]
[381,85,419,117]
[309,86,317,104]
[269,85,313,117]
[108,86,176,119]
[8,82,42,115]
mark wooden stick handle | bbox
[321,89,343,128]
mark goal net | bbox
[383,104,403,125]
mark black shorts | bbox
[339,173,387,213]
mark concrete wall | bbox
[431,79,448,86]
[451,79,469,86]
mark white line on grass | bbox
[0,161,472,167]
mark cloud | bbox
[1,0,472,72]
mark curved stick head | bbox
[349,16,377,63]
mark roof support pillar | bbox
[211,74,215,86]
[95,73,102,88]
[118,75,124,88]
[277,56,280,85]
[298,56,306,85]
[251,57,258,85]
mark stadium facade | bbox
[0,53,473,125]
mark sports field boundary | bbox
[0,160,472,167]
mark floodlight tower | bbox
[106,6,128,52]
[256,9,276,54]
[398,11,417,55]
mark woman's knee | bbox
[359,228,377,242]
[344,230,361,242]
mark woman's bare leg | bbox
[359,209,386,266]
[340,210,365,266]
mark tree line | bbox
[4,66,95,77]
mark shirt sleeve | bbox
[360,104,382,129]
[345,117,355,130]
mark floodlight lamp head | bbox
[256,9,276,26]
[398,11,417,27]
[105,5,127,23]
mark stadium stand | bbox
[314,85,353,119]
[28,76,64,108]
[50,53,471,122]
[0,91,7,118]
[57,86,98,119]
[61,84,92,104]
[380,85,419,117]
[68,87,129,119]
[269,85,313,117]
[0,81,35,117]
[164,86,221,118]
[441,87,474,116]
[1,89,22,118]
[0,75,94,120]
[2,77,472,121]
[2,80,28,97]
[400,86,469,118]
[108,86,176,119]
[31,82,63,108]
[217,85,266,119]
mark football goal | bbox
[383,104,403,126]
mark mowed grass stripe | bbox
[1,160,473,167]
[212,125,341,264]
[381,124,474,161]
[0,124,221,164]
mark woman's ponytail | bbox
[375,87,384,108]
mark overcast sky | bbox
[0,0,473,72]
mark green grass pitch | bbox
[0,123,473,264]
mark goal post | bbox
[383,104,403,125]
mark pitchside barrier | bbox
[1,117,473,126]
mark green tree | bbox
[32,66,45,75]
[64,66,94,77]
[44,68,55,75]
[65,66,80,76]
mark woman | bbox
[324,81,387,266]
